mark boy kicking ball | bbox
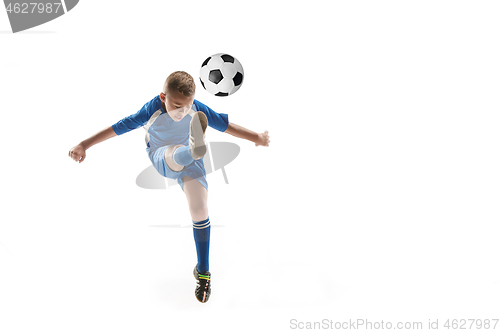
[68,71,270,303]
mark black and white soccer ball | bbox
[199,53,244,96]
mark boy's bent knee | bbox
[164,144,185,172]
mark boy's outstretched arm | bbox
[224,122,270,147]
[68,126,117,163]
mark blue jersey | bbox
[111,95,229,190]
[112,95,229,151]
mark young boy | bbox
[68,71,270,303]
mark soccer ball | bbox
[199,53,244,96]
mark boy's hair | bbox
[163,71,196,97]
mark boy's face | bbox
[160,90,194,122]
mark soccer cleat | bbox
[193,266,211,303]
[189,111,208,160]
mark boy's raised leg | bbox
[163,111,208,170]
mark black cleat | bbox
[193,266,211,303]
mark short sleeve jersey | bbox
[111,95,229,152]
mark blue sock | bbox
[172,146,194,166]
[193,217,210,274]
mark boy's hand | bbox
[255,131,270,147]
[68,143,87,163]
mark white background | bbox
[1,1,499,332]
